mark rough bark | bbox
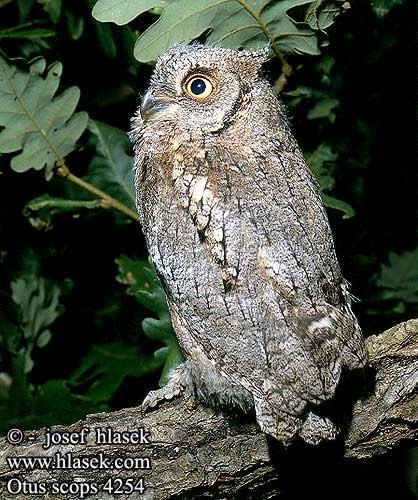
[0,319,416,499]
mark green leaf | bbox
[156,342,184,387]
[307,143,336,191]
[0,55,88,179]
[10,272,71,373]
[88,0,118,57]
[36,329,52,347]
[116,256,168,319]
[284,85,315,98]
[306,0,346,31]
[17,0,38,21]
[307,97,339,122]
[92,0,165,25]
[69,342,161,402]
[116,256,184,387]
[23,349,34,373]
[372,0,403,18]
[307,144,354,219]
[135,0,321,62]
[85,120,136,212]
[97,24,118,58]
[95,22,118,59]
[39,0,62,24]
[65,11,85,40]
[93,0,346,62]
[0,23,56,39]
[11,277,62,340]
[23,194,102,229]
[321,193,354,219]
[376,249,418,304]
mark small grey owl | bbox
[131,43,367,444]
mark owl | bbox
[130,43,367,444]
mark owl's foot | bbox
[142,363,191,412]
[299,411,338,445]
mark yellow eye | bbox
[185,75,214,99]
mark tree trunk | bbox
[0,319,417,499]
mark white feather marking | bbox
[308,317,332,333]
[190,176,208,205]
[213,227,224,242]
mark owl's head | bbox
[136,43,271,135]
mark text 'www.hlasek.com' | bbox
[3,426,152,498]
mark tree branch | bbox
[345,318,418,458]
[56,166,139,222]
[0,319,416,499]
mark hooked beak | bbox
[140,89,166,121]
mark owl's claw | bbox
[142,385,184,411]
[142,363,190,412]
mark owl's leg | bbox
[298,411,338,445]
[142,362,191,411]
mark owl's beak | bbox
[140,89,165,121]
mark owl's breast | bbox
[138,143,340,307]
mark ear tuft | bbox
[238,45,270,72]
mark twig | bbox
[56,165,139,222]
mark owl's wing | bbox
[252,148,366,368]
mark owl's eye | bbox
[185,75,214,99]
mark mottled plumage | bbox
[130,43,367,444]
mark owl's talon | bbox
[142,363,190,412]
[142,387,183,412]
